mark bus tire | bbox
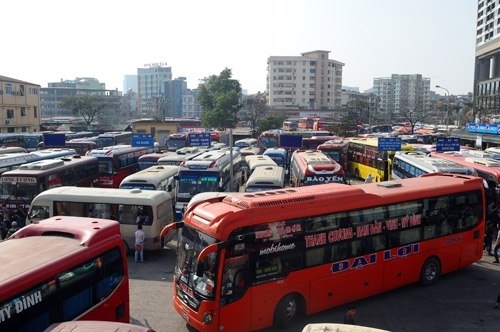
[273,293,303,329]
[419,256,441,286]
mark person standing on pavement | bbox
[6,221,19,238]
[135,223,145,263]
[493,223,500,263]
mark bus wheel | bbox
[420,256,441,286]
[273,294,302,329]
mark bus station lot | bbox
[129,248,500,332]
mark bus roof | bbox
[395,151,477,175]
[120,165,179,185]
[186,173,484,239]
[31,186,171,205]
[302,323,390,332]
[44,321,156,332]
[245,166,285,188]
[245,155,277,170]
[0,216,122,295]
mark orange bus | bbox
[161,173,485,331]
[0,216,129,331]
[289,149,345,186]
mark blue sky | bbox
[2,0,477,95]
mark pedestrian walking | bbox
[365,174,374,183]
[493,223,500,263]
[343,306,356,325]
[135,223,145,263]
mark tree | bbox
[197,68,242,130]
[257,115,287,134]
[398,99,429,134]
[59,94,120,126]
[239,92,269,137]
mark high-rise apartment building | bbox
[475,0,500,111]
[267,50,344,110]
[372,74,431,121]
[137,63,172,117]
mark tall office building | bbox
[372,74,431,121]
[164,77,187,118]
[137,63,172,117]
[475,0,500,111]
[123,75,138,94]
[267,50,344,110]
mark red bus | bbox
[167,133,190,151]
[317,137,350,171]
[0,216,129,331]
[86,145,156,188]
[137,151,173,170]
[298,117,322,130]
[38,139,98,156]
[161,173,485,331]
[0,155,99,209]
[258,131,279,150]
[289,150,345,186]
[301,136,342,150]
[431,151,500,210]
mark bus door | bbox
[218,248,251,331]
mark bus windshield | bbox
[178,172,219,195]
[176,225,218,299]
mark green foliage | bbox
[197,68,242,130]
[257,115,287,134]
[59,95,118,126]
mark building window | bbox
[5,84,13,95]
[34,106,38,118]
[19,85,24,96]
[6,109,14,118]
[21,107,26,116]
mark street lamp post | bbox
[435,85,450,134]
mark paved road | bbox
[128,245,500,332]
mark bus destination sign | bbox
[377,137,402,151]
[188,133,211,147]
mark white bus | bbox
[119,165,179,202]
[392,150,478,180]
[175,148,242,220]
[244,165,285,192]
[245,154,277,176]
[157,146,205,166]
[27,186,174,253]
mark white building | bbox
[373,74,431,121]
[137,63,172,116]
[267,50,344,110]
[475,0,500,111]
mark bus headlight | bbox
[202,311,214,325]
